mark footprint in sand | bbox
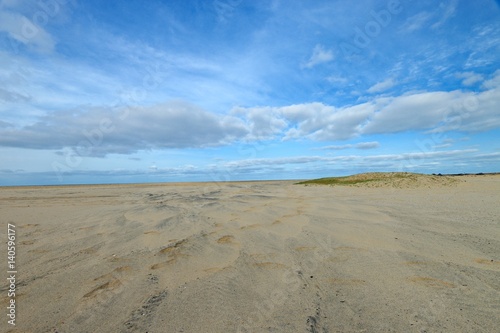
[295,246,317,251]
[150,259,176,270]
[156,239,187,255]
[240,224,261,230]
[407,276,455,288]
[78,226,96,231]
[474,258,499,265]
[83,278,123,299]
[19,223,40,229]
[216,235,235,244]
[143,230,161,235]
[123,290,168,331]
[402,261,429,266]
[83,266,133,299]
[253,262,288,269]
[152,239,191,269]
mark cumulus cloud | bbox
[277,85,500,139]
[364,91,462,134]
[231,106,287,140]
[235,102,375,142]
[0,101,248,156]
[432,87,500,133]
[2,78,499,156]
[280,102,375,141]
[304,44,334,68]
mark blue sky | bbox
[1,0,499,185]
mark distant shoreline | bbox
[1,172,499,189]
[0,179,297,189]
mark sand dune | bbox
[1,175,499,332]
[297,172,462,188]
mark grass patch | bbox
[296,177,378,185]
[295,172,425,186]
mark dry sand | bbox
[1,175,499,332]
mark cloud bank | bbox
[1,73,499,157]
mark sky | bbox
[0,0,499,185]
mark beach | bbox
[1,174,499,332]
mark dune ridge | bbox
[296,172,461,188]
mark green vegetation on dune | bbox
[295,172,447,187]
[296,176,379,185]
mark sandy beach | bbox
[1,174,499,333]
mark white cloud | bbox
[304,44,334,68]
[275,82,500,139]
[0,101,249,156]
[483,69,500,89]
[221,149,479,172]
[225,156,327,168]
[318,141,380,150]
[0,10,54,52]
[455,71,484,86]
[326,75,348,84]
[428,88,500,133]
[355,141,380,149]
[431,0,458,30]
[363,149,478,162]
[364,91,462,134]
[399,2,457,33]
[2,78,499,156]
[367,78,395,93]
[317,144,352,150]
[0,87,30,102]
[231,106,287,140]
[283,102,375,140]
[306,103,375,140]
[432,143,452,149]
[400,12,433,32]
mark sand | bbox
[1,175,499,332]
